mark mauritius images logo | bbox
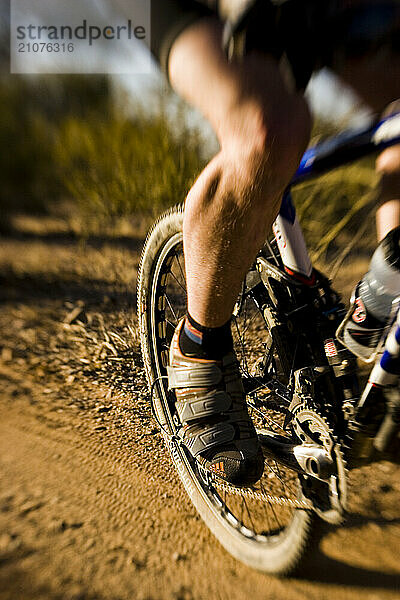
[10,0,151,74]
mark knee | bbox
[221,95,311,208]
[376,146,400,199]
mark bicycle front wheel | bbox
[137,204,319,575]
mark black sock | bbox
[178,313,233,360]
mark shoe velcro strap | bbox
[181,422,236,457]
[233,419,257,439]
[176,391,232,424]
[167,363,222,389]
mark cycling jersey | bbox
[151,0,400,89]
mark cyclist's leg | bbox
[376,148,400,241]
[375,102,400,241]
[168,18,311,327]
[152,14,311,485]
[334,52,400,242]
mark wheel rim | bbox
[148,233,307,545]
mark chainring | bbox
[292,402,347,524]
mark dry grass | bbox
[0,214,147,412]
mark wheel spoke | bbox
[146,228,303,544]
[268,498,283,531]
[165,294,179,323]
[175,253,186,285]
[240,309,260,338]
[289,334,300,386]
[265,461,297,497]
[233,317,250,375]
[242,496,257,532]
[260,482,273,532]
[252,405,287,434]
[169,270,187,294]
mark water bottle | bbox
[338,226,400,361]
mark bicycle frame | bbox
[273,110,400,279]
[271,110,400,456]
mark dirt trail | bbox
[1,217,400,600]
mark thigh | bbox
[167,18,311,153]
[334,51,400,113]
[331,1,400,112]
[150,0,213,75]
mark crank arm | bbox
[258,431,335,481]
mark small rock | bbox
[0,533,20,554]
[378,463,391,473]
[94,425,107,432]
[127,556,145,568]
[172,552,185,562]
[48,520,62,534]
[1,348,12,362]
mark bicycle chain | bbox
[212,479,313,509]
[210,401,344,512]
[155,379,341,512]
[153,388,312,510]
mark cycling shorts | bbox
[151,0,400,90]
[151,1,214,77]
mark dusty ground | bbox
[1,215,400,600]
